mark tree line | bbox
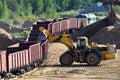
[0,0,104,19]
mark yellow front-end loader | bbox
[39,27,116,66]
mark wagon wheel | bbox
[19,69,26,75]
[34,63,38,68]
[26,67,31,72]
[86,52,101,66]
[4,73,12,80]
[59,52,74,66]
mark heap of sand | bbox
[0,28,14,50]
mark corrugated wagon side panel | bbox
[25,50,29,66]
[21,51,25,68]
[23,52,26,67]
[81,18,87,27]
[40,44,43,61]
[12,54,15,71]
[52,22,60,34]
[17,53,20,69]
[42,41,48,60]
[30,46,35,64]
[28,47,32,65]
[60,20,69,32]
[7,49,29,72]
[37,44,41,60]
[8,54,12,72]
[20,52,23,69]
[45,42,48,56]
[0,51,7,73]
[69,18,78,29]
[78,18,82,29]
[42,43,45,60]
[15,53,17,70]
[18,52,21,69]
[0,54,2,73]
[8,53,17,72]
[18,50,29,69]
[29,43,41,65]
[47,22,53,33]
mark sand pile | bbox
[71,13,120,48]
[71,13,116,40]
[0,28,14,50]
[89,19,120,48]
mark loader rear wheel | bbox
[86,52,101,66]
[60,53,73,66]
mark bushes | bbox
[115,6,120,14]
[11,30,29,38]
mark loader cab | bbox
[77,36,89,50]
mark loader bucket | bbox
[38,33,47,43]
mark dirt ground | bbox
[12,43,120,80]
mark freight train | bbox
[0,42,48,78]
[0,18,87,79]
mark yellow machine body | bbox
[91,43,116,60]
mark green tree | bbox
[0,1,2,18]
[43,0,57,18]
[25,3,33,16]
[35,0,44,16]
[95,0,104,2]
[115,6,120,14]
[29,0,38,14]
[7,0,18,12]
[69,0,82,10]
[7,0,19,19]
[1,0,9,18]
[87,0,95,6]
[57,0,70,11]
[16,0,26,17]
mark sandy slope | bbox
[13,43,120,80]
[0,28,13,50]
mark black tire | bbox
[86,52,101,66]
[59,52,74,66]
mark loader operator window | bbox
[77,39,85,50]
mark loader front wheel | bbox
[60,52,73,66]
[86,52,101,66]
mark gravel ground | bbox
[13,43,120,80]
